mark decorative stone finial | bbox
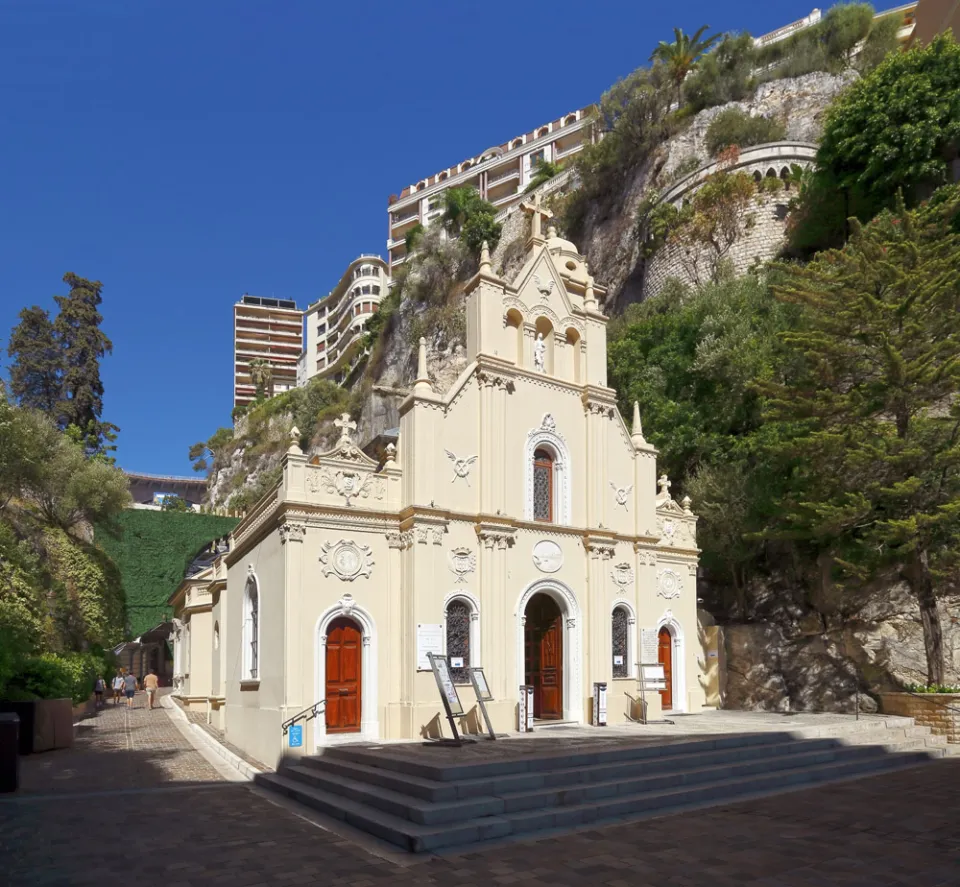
[414,336,433,393]
[658,474,671,498]
[384,442,397,463]
[681,495,693,515]
[546,224,558,239]
[479,241,492,273]
[287,425,303,455]
[584,275,597,311]
[632,402,644,438]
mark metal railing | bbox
[281,699,326,736]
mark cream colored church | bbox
[171,204,706,768]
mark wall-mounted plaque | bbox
[640,628,659,666]
[450,656,464,669]
[417,623,444,671]
[613,655,624,666]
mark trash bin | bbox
[0,713,20,793]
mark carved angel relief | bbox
[533,273,555,298]
[610,481,632,510]
[320,540,374,582]
[445,450,478,486]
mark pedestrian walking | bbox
[123,671,137,708]
[143,669,159,710]
[94,675,105,708]
[112,671,124,704]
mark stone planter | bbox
[0,699,75,754]
[879,692,960,743]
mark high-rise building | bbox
[386,106,595,271]
[298,256,388,387]
[233,295,303,407]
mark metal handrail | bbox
[281,699,326,735]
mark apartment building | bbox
[386,106,595,270]
[755,4,919,48]
[233,295,303,407]
[298,255,388,387]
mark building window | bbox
[446,599,472,684]
[244,576,259,680]
[529,149,545,168]
[214,621,220,650]
[362,285,370,295]
[317,324,326,335]
[612,607,629,678]
[372,285,381,295]
[537,126,549,138]
[533,448,554,522]
[317,342,325,352]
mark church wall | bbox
[211,594,223,698]
[224,531,287,769]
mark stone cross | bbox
[334,413,357,442]
[521,192,554,240]
[658,474,671,498]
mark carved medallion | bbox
[449,547,477,583]
[312,468,374,506]
[611,562,634,593]
[657,568,682,600]
[320,540,374,582]
[532,539,563,573]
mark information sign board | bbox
[641,663,666,690]
[470,667,493,701]
[417,624,444,671]
[640,629,659,666]
[288,724,303,748]
[429,653,465,716]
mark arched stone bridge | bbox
[659,141,819,208]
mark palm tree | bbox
[650,25,722,107]
[524,159,564,194]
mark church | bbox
[170,203,706,768]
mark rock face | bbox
[574,70,857,311]
[714,570,960,712]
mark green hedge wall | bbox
[96,511,239,638]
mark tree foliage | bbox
[7,306,61,414]
[758,188,960,684]
[650,25,722,104]
[441,186,501,255]
[705,108,787,157]
[817,34,960,218]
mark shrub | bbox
[758,175,784,194]
[4,652,102,704]
[685,33,758,112]
[705,108,786,157]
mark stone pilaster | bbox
[279,518,306,719]
[476,522,515,701]
[585,536,616,688]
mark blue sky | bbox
[0,1,900,476]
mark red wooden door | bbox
[325,617,362,733]
[658,627,673,710]
[524,594,563,719]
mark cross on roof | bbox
[520,192,554,240]
[335,413,357,442]
[657,474,671,497]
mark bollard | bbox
[0,713,20,793]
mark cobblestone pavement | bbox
[16,689,222,794]
[2,701,959,885]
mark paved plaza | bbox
[2,694,959,885]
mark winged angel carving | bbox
[533,273,555,298]
[445,450,478,486]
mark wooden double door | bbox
[325,617,362,734]
[524,593,563,719]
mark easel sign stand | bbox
[426,652,475,746]
[469,668,497,740]
[629,662,674,726]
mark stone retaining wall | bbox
[880,692,960,743]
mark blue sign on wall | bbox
[288,724,303,748]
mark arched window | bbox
[213,621,220,650]
[612,606,629,678]
[537,126,549,138]
[244,575,259,680]
[505,308,523,365]
[565,327,581,383]
[564,114,577,126]
[533,448,554,522]
[445,599,472,684]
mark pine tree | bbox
[759,188,960,685]
[7,306,63,414]
[53,273,114,453]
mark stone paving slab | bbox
[16,688,222,794]
[2,761,959,885]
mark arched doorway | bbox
[325,617,362,733]
[658,627,673,710]
[524,593,563,719]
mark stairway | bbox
[255,717,956,853]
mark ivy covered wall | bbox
[96,510,239,637]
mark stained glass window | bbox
[446,600,471,684]
[612,606,628,678]
[533,448,553,522]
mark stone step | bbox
[317,730,812,783]
[257,745,938,853]
[301,735,880,803]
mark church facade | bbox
[171,208,706,768]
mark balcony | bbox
[491,191,522,208]
[487,164,521,186]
